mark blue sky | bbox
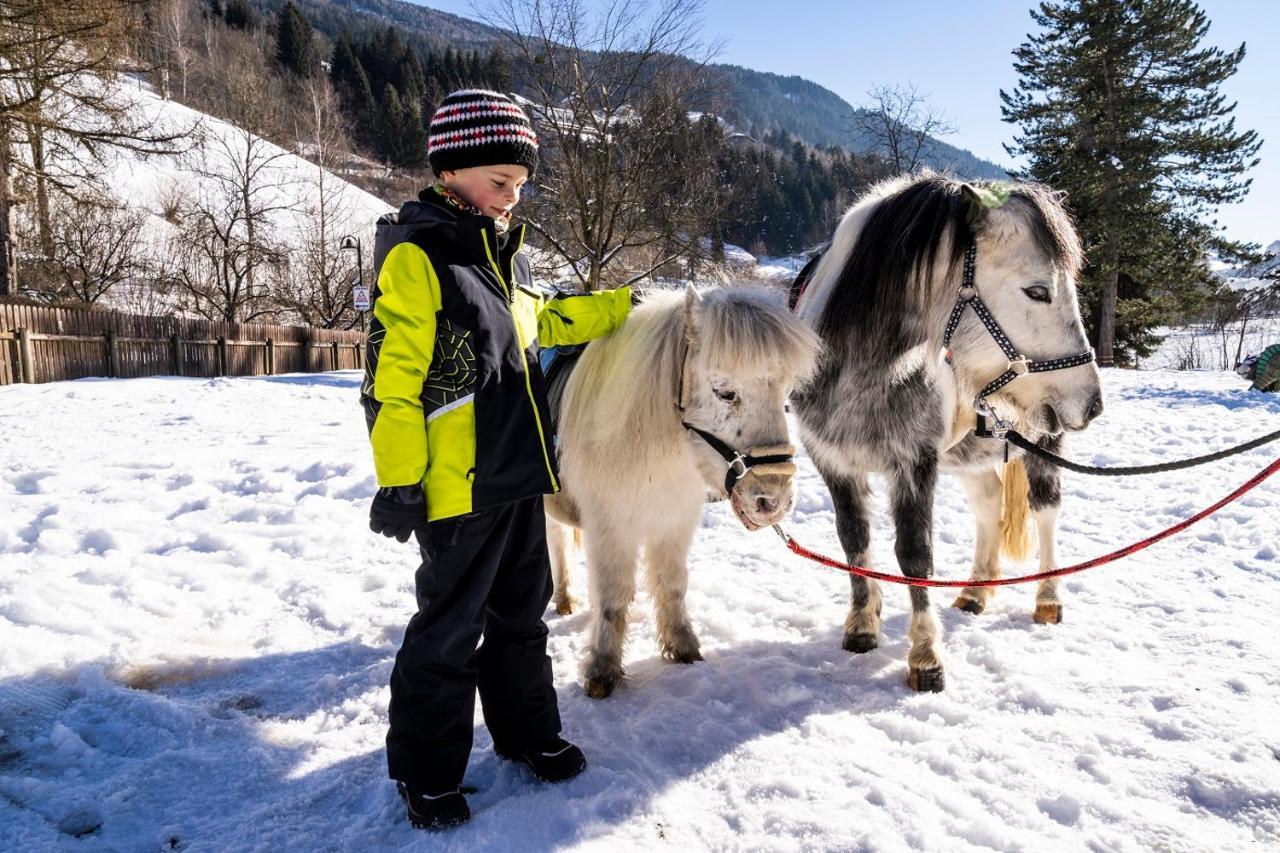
[413,0,1279,246]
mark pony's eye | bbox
[1022,285,1052,303]
[715,388,739,404]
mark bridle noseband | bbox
[943,242,1095,436]
[679,420,795,495]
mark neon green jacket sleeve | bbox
[368,243,441,487]
[536,286,632,346]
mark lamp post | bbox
[340,234,366,332]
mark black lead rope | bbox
[1005,427,1280,476]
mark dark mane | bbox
[816,175,1080,366]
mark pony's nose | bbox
[1084,392,1104,424]
[755,495,779,516]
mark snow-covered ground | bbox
[1146,315,1280,372]
[2,368,1279,850]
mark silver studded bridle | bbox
[943,242,1095,436]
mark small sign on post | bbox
[353,284,371,312]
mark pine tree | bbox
[1002,0,1261,365]
[330,30,375,141]
[223,0,253,30]
[275,1,314,78]
[377,84,427,170]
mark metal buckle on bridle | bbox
[974,396,1013,440]
[1007,356,1030,377]
[728,453,750,483]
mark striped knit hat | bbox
[427,89,539,177]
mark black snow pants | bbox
[385,496,562,790]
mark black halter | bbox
[679,421,795,494]
[675,329,795,494]
[943,242,1095,433]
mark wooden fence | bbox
[0,302,367,386]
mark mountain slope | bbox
[267,0,1009,179]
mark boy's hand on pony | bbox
[370,486,428,544]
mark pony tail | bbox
[999,459,1033,562]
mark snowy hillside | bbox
[1,368,1279,849]
[1217,239,1280,292]
[100,77,391,259]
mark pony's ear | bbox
[961,183,1012,230]
[683,283,702,344]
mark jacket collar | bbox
[415,189,527,297]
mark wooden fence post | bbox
[266,338,275,375]
[17,328,35,384]
[354,341,363,370]
[172,334,184,376]
[105,331,119,378]
[331,341,339,371]
[302,339,311,373]
[218,336,228,376]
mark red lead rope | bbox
[773,457,1280,588]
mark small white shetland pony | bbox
[792,173,1103,692]
[546,285,821,698]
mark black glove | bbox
[369,485,428,543]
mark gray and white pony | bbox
[793,173,1103,692]
[546,285,820,698]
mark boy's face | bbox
[440,165,529,219]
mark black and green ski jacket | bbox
[360,191,631,521]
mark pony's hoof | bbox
[669,648,702,664]
[1033,603,1062,624]
[842,632,878,654]
[584,675,619,699]
[554,600,575,616]
[952,596,984,615]
[907,666,945,693]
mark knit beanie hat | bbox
[427,89,539,177]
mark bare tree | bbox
[0,0,189,295]
[143,0,197,101]
[171,42,296,323]
[36,190,147,305]
[170,31,295,322]
[273,76,364,328]
[486,0,723,290]
[854,82,955,176]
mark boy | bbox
[360,89,633,831]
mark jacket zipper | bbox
[481,228,560,492]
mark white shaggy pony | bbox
[545,285,821,699]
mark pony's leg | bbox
[825,472,882,653]
[547,518,578,616]
[644,517,703,664]
[952,468,1003,615]
[1026,436,1065,624]
[891,451,945,692]
[581,527,639,699]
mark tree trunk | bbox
[1099,229,1119,367]
[1098,48,1118,367]
[1233,301,1252,369]
[29,126,53,256]
[0,127,18,297]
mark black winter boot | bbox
[397,782,470,831]
[495,736,586,782]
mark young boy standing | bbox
[360,89,632,831]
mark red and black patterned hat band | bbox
[427,89,539,176]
